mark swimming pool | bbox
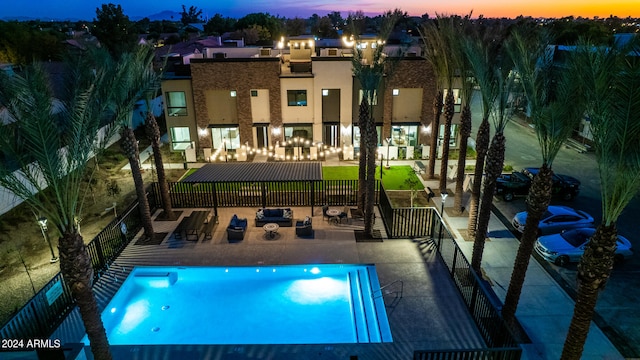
[88,264,392,345]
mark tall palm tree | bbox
[0,55,116,360]
[350,10,400,237]
[111,47,159,240]
[501,30,584,325]
[470,28,518,273]
[452,16,474,215]
[463,22,503,240]
[561,38,640,360]
[421,17,456,183]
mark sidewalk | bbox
[425,178,623,360]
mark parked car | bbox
[512,205,595,236]
[522,167,581,201]
[495,168,581,201]
[535,228,633,266]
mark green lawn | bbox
[323,165,423,190]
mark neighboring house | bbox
[160,35,463,162]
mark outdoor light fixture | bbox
[438,190,448,246]
[385,137,392,169]
[37,217,58,263]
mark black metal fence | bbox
[148,180,378,210]
[414,348,523,360]
[378,184,436,238]
[430,218,522,356]
[377,185,522,358]
[0,201,143,341]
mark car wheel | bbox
[503,192,514,201]
[555,255,570,267]
[562,192,575,201]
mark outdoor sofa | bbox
[255,208,294,227]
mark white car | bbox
[512,205,594,236]
[535,228,633,266]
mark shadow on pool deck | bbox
[53,207,485,360]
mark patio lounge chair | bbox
[227,214,248,242]
[295,217,313,238]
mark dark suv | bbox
[495,168,581,201]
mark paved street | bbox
[469,93,640,357]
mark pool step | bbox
[349,267,393,343]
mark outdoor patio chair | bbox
[338,206,349,224]
[295,217,313,238]
[322,205,330,222]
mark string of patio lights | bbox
[208,137,356,162]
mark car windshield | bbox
[561,230,588,247]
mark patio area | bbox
[53,206,486,359]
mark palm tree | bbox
[0,55,116,360]
[501,30,585,325]
[111,47,159,241]
[421,17,455,183]
[469,28,518,273]
[350,10,400,237]
[452,17,474,215]
[561,38,640,360]
[463,22,503,240]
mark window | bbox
[358,89,377,105]
[166,91,187,116]
[392,89,399,96]
[170,127,191,150]
[250,90,258,97]
[287,90,307,106]
[230,90,237,97]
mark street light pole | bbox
[38,217,58,263]
[385,137,391,169]
[438,190,448,246]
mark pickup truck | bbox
[495,168,581,201]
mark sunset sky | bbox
[3,0,639,20]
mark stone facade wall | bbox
[190,59,281,149]
[384,58,437,146]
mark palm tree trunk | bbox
[364,120,377,237]
[59,231,112,360]
[427,91,443,179]
[502,165,553,324]
[121,127,154,239]
[357,100,370,211]
[146,112,175,220]
[471,131,505,272]
[467,117,490,238]
[439,89,455,192]
[453,104,472,215]
[561,224,617,360]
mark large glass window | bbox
[390,125,418,147]
[166,91,187,116]
[353,125,382,153]
[439,124,459,147]
[284,125,313,141]
[170,127,191,150]
[211,127,240,152]
[287,90,307,106]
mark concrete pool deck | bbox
[54,206,487,359]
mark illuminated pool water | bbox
[87,265,392,345]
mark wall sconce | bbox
[422,124,431,134]
[198,128,208,136]
[272,126,281,135]
[342,36,355,48]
